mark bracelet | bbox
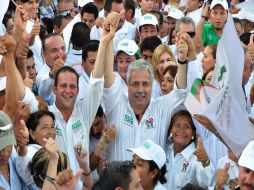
[83,170,92,176]
[177,59,187,65]
[45,175,56,186]
[201,15,208,21]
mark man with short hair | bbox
[140,36,162,63]
[81,2,99,29]
[165,8,184,37]
[139,13,159,43]
[184,0,203,27]
[92,161,143,190]
[53,12,72,34]
[102,12,189,162]
[77,40,99,101]
[194,0,228,49]
[37,33,66,105]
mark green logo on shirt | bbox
[124,114,133,126]
[55,125,63,136]
[72,120,82,133]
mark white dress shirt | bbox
[49,74,103,190]
[65,48,84,76]
[102,73,187,162]
[77,70,90,101]
[165,142,215,190]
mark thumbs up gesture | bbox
[248,34,254,61]
[24,72,34,89]
[194,137,209,165]
[15,119,29,150]
[215,163,230,190]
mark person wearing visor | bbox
[128,139,167,190]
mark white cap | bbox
[210,0,229,10]
[233,9,254,22]
[127,139,166,169]
[167,8,184,20]
[116,39,138,56]
[0,77,6,91]
[0,111,16,150]
[78,0,94,7]
[238,140,254,171]
[139,13,158,30]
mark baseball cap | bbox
[0,77,6,91]
[0,111,16,150]
[167,8,184,20]
[139,13,158,30]
[210,0,229,10]
[116,39,138,56]
[127,139,166,169]
[238,140,254,171]
[78,0,94,7]
[233,9,254,22]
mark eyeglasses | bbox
[55,10,71,17]
[186,31,195,38]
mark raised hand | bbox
[24,72,34,89]
[15,102,30,125]
[29,18,41,46]
[2,33,17,55]
[176,36,188,62]
[50,59,65,78]
[15,119,29,148]
[248,34,254,61]
[16,40,29,59]
[194,114,217,134]
[215,163,230,190]
[14,5,28,32]
[43,137,59,161]
[74,143,89,170]
[0,36,7,55]
[56,169,83,190]
[194,137,209,164]
[101,12,120,43]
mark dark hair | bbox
[181,183,207,190]
[163,65,178,78]
[240,32,254,46]
[26,110,55,144]
[27,49,34,59]
[30,148,68,188]
[104,0,123,13]
[169,110,196,143]
[92,161,136,190]
[70,22,90,49]
[82,40,99,61]
[41,17,54,34]
[148,161,167,186]
[150,10,163,26]
[233,17,243,30]
[124,0,135,18]
[206,45,217,59]
[140,36,162,53]
[42,33,63,52]
[53,14,72,29]
[96,105,104,117]
[3,11,13,28]
[81,2,99,19]
[54,66,79,87]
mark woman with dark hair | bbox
[129,139,167,190]
[16,110,56,189]
[165,107,215,190]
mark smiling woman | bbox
[18,0,39,20]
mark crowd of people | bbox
[0,0,254,189]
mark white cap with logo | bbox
[238,140,254,171]
[167,8,184,20]
[116,39,138,56]
[0,111,16,150]
[127,139,166,169]
[210,0,229,10]
[139,13,158,30]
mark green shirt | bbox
[202,23,221,47]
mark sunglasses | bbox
[55,10,71,17]
[186,31,195,38]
